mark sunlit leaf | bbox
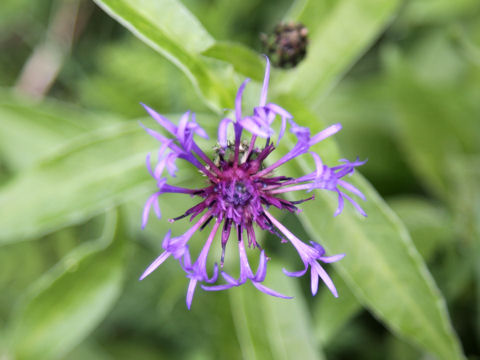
[92,0,235,111]
[201,41,264,81]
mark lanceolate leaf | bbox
[314,196,456,345]
[201,41,265,82]
[92,0,235,111]
[313,272,360,345]
[8,211,125,360]
[276,98,465,360]
[0,118,199,244]
[229,262,324,360]
[0,94,118,171]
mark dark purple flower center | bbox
[221,180,251,207]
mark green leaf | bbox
[201,41,264,81]
[0,116,200,244]
[0,93,118,171]
[229,262,324,360]
[383,45,480,201]
[313,272,360,345]
[75,38,209,118]
[277,0,400,103]
[314,196,455,346]
[8,210,125,360]
[388,197,454,259]
[277,98,465,360]
[92,0,234,111]
[402,0,480,26]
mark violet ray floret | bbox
[139,57,366,308]
[238,56,292,144]
[201,226,291,299]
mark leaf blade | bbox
[8,211,125,360]
[277,98,465,360]
[92,0,234,111]
[278,0,400,103]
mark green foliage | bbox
[277,0,401,102]
[0,0,478,359]
[275,103,464,360]
[7,211,125,360]
[92,0,237,112]
[229,262,324,360]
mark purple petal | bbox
[338,180,366,201]
[189,113,209,139]
[282,267,308,277]
[309,123,342,146]
[253,250,267,282]
[145,153,155,178]
[277,114,287,144]
[252,282,293,299]
[218,117,233,147]
[142,192,161,228]
[176,111,190,147]
[161,230,172,248]
[259,55,270,107]
[186,278,198,310]
[342,192,367,217]
[166,153,178,177]
[334,191,344,217]
[235,79,250,122]
[201,283,235,291]
[182,246,192,269]
[309,152,324,180]
[309,241,326,256]
[239,116,272,138]
[139,251,170,280]
[312,262,338,297]
[204,263,219,283]
[319,253,345,263]
[311,267,319,295]
[266,103,292,120]
[141,103,177,135]
[221,271,241,285]
[153,157,167,179]
[140,123,169,144]
[153,197,161,218]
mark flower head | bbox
[139,58,366,308]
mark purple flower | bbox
[139,57,366,308]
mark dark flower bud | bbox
[261,22,308,68]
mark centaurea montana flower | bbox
[139,57,366,309]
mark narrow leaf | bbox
[229,262,324,360]
[277,98,465,360]
[201,41,264,81]
[93,0,234,111]
[0,117,199,244]
[0,93,118,171]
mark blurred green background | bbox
[0,0,479,359]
